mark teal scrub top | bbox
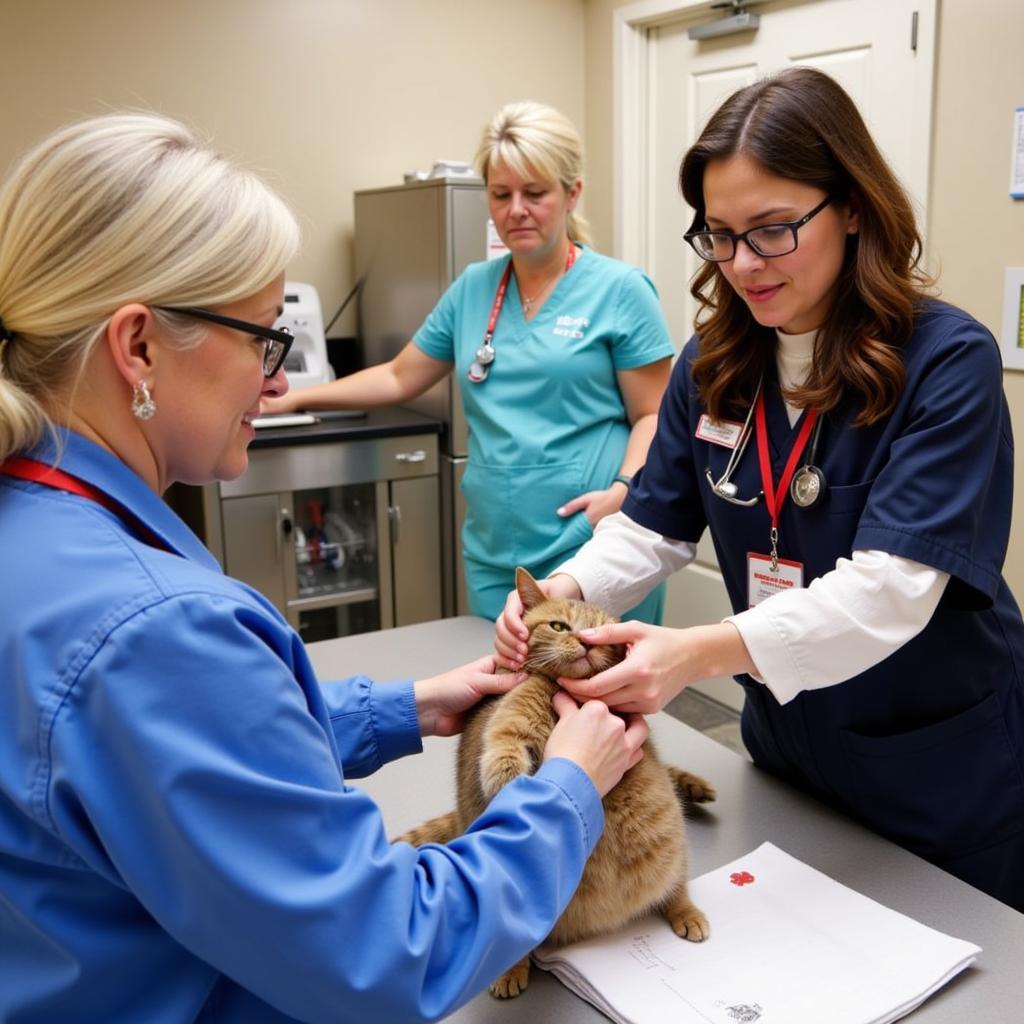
[415,247,674,617]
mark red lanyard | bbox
[484,241,578,343]
[484,263,514,345]
[754,393,818,569]
[0,456,171,552]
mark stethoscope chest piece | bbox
[788,412,827,508]
[468,342,496,383]
[790,464,826,508]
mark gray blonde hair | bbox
[0,112,300,461]
[474,101,593,247]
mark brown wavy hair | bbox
[680,67,931,425]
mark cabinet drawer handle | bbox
[277,508,292,562]
[394,449,427,464]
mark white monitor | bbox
[276,282,333,390]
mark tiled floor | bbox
[664,688,748,759]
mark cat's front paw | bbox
[480,753,534,798]
[489,956,531,998]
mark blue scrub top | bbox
[416,247,674,618]
[0,432,605,1023]
[624,300,1024,908]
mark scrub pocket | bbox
[839,691,1024,860]
[462,459,589,567]
[811,479,875,573]
[823,479,874,516]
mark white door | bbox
[616,0,937,709]
[647,0,935,343]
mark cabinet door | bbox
[389,476,442,626]
[221,493,289,610]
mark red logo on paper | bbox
[729,871,755,886]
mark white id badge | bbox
[747,552,804,607]
[696,414,743,448]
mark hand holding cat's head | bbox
[514,567,626,679]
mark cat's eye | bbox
[549,621,569,632]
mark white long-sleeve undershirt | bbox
[555,513,948,704]
[553,327,950,704]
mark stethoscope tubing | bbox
[706,379,763,506]
[706,379,827,509]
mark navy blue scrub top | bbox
[624,300,1024,907]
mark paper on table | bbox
[533,842,980,1024]
[251,413,318,429]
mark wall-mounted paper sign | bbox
[1012,107,1024,199]
[1000,267,1024,371]
[486,219,509,260]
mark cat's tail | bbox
[667,767,717,806]
[392,810,461,847]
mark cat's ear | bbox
[515,566,547,612]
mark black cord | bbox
[323,278,362,335]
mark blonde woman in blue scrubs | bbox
[266,101,675,621]
[0,112,649,1022]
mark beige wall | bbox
[928,0,1024,592]
[583,0,1024,594]
[0,0,585,337]
[582,0,625,255]
[2,0,1021,591]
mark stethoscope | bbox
[705,378,827,510]
[468,243,577,384]
[467,263,509,383]
[789,416,826,508]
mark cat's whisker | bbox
[525,650,585,676]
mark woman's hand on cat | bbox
[494,573,583,669]
[414,656,526,738]
[556,622,757,714]
[545,691,649,798]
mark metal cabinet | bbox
[217,433,441,643]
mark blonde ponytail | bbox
[0,349,47,462]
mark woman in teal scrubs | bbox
[266,101,675,620]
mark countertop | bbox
[251,406,442,450]
[307,616,1024,1024]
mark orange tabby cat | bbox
[396,567,715,998]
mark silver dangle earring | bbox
[130,380,157,421]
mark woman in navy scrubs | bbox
[496,67,1024,911]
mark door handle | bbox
[394,449,427,464]
[388,504,401,545]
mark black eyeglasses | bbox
[684,195,833,263]
[155,306,293,378]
